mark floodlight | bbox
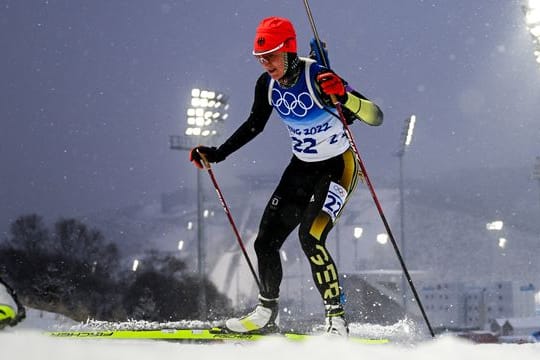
[184,88,228,138]
[195,117,204,127]
[528,0,540,10]
[524,0,540,66]
[486,221,504,231]
[530,25,540,37]
[404,115,416,146]
[397,115,417,156]
[526,9,540,25]
[377,233,388,245]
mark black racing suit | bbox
[216,60,382,306]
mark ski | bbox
[47,327,389,344]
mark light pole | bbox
[533,156,540,207]
[486,220,504,281]
[353,227,363,271]
[169,88,228,320]
[522,0,540,66]
[374,233,389,268]
[396,114,416,309]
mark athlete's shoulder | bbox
[300,57,328,75]
[253,72,273,109]
[255,72,271,88]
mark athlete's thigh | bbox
[258,159,315,241]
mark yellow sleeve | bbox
[0,304,16,322]
[343,92,383,126]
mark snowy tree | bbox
[5,214,50,255]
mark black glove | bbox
[189,146,226,169]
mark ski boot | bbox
[324,303,349,337]
[225,295,279,334]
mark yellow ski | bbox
[47,327,389,344]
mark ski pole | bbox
[303,0,328,68]
[197,151,262,292]
[302,0,435,338]
[336,101,435,339]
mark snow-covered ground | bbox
[1,309,540,360]
[2,329,540,360]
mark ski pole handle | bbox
[197,149,211,170]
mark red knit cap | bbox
[252,17,297,56]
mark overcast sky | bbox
[1,0,539,234]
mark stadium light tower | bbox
[486,220,505,281]
[523,0,540,65]
[396,114,416,309]
[534,156,540,196]
[184,88,228,140]
[353,227,363,271]
[169,87,228,320]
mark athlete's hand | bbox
[0,304,25,329]
[0,305,13,329]
[189,146,225,169]
[316,71,347,103]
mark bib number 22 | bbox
[292,137,317,154]
[322,181,348,222]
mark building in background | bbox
[422,281,536,330]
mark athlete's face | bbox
[255,51,286,80]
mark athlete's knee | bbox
[297,231,319,259]
[254,235,281,256]
[254,236,268,255]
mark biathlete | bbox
[190,16,383,336]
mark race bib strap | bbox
[302,58,325,110]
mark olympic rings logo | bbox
[332,184,347,197]
[271,88,314,117]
